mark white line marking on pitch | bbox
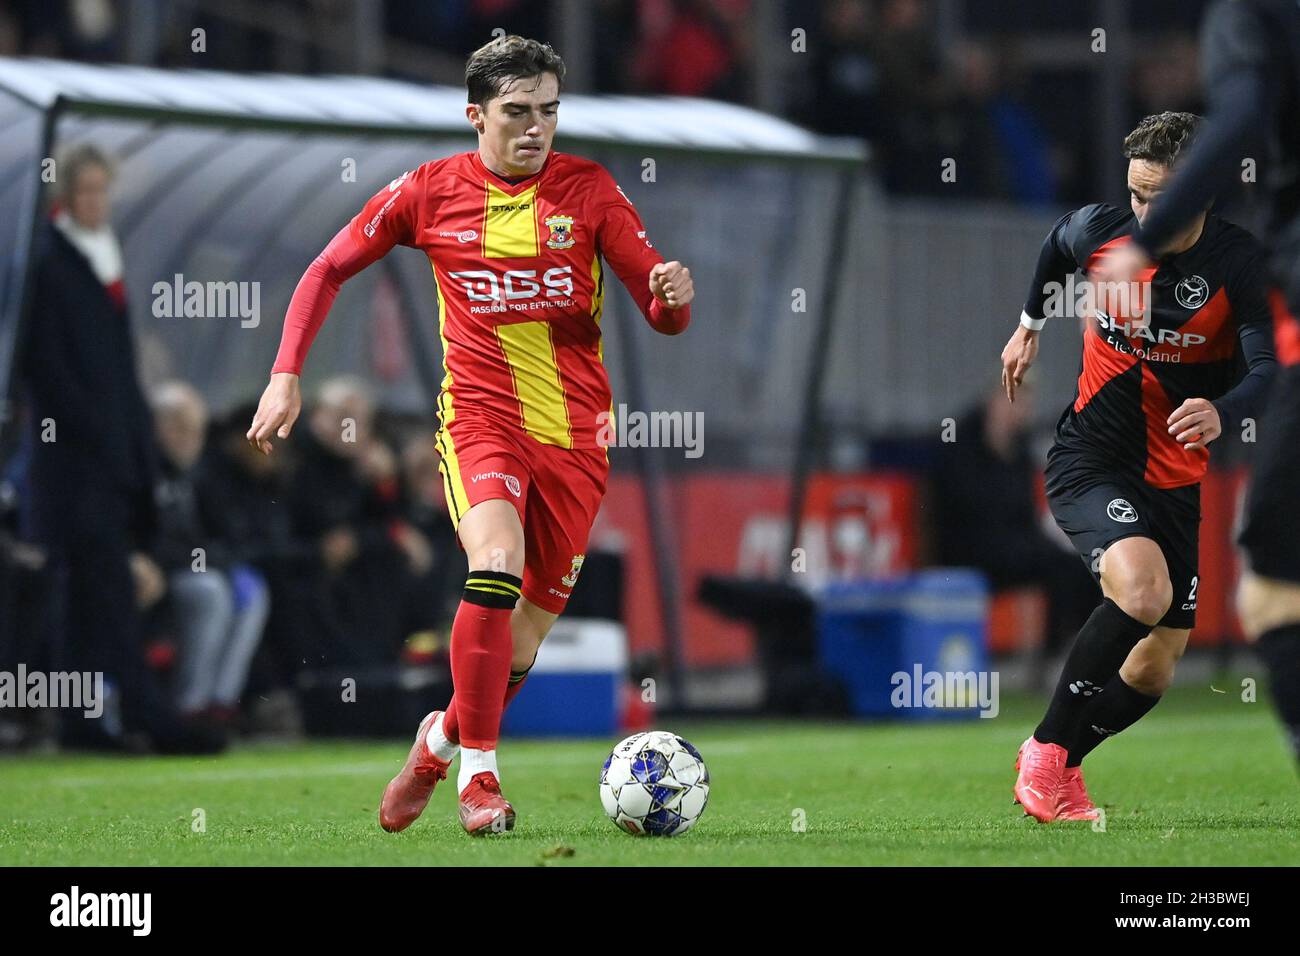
[34,741,756,789]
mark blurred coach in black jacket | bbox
[19,145,221,753]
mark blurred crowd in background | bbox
[0,0,1210,205]
[0,0,1221,751]
[0,141,1095,754]
[0,144,472,752]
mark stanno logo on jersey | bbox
[1174,275,1209,310]
[545,214,576,249]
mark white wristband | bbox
[1020,310,1046,332]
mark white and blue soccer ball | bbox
[599,731,710,836]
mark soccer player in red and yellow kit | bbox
[245,36,694,835]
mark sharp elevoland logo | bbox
[1094,311,1206,348]
[49,886,151,936]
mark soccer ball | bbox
[598,731,710,836]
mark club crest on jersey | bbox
[545,214,576,249]
[1175,274,1209,310]
[1107,498,1138,524]
[560,553,585,588]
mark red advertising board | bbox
[594,466,1249,665]
[594,472,919,666]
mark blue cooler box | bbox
[501,618,627,737]
[817,570,991,720]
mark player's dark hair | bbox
[1122,111,1202,168]
[465,35,565,106]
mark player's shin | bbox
[1255,622,1300,765]
[431,664,532,752]
[447,570,520,785]
[1035,599,1153,747]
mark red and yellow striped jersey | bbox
[274,149,689,450]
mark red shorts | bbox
[435,416,609,614]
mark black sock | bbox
[1035,598,1153,747]
[1255,623,1300,764]
[1066,674,1160,766]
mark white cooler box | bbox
[500,618,628,737]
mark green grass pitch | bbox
[1,689,1296,866]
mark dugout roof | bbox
[0,57,866,162]
[0,57,865,411]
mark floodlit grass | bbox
[1,690,1296,866]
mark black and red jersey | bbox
[1024,203,1275,488]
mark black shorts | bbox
[1239,364,1300,584]
[1044,448,1201,630]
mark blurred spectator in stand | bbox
[287,377,424,670]
[0,447,52,749]
[1129,34,1203,119]
[393,433,463,664]
[930,383,1096,663]
[593,0,641,94]
[0,6,20,56]
[462,0,548,54]
[200,403,313,734]
[4,0,68,57]
[18,145,222,753]
[948,40,1057,205]
[868,0,956,195]
[630,0,751,100]
[807,0,883,140]
[61,0,119,61]
[148,381,268,734]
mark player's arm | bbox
[1002,207,1091,401]
[596,176,693,334]
[247,170,423,454]
[1172,254,1279,450]
[1134,0,1275,259]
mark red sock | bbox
[444,665,533,746]
[502,670,530,709]
[445,571,520,750]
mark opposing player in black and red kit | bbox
[1094,0,1300,775]
[1001,112,1276,821]
[245,36,694,834]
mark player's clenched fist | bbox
[649,261,694,309]
[246,371,302,455]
